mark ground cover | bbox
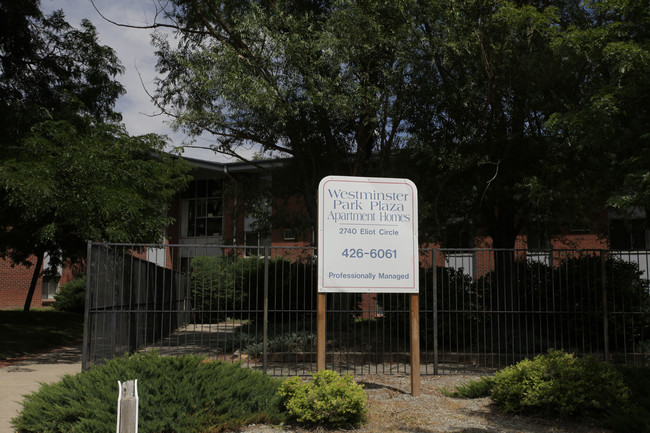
[0,310,84,360]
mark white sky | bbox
[41,0,234,162]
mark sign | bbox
[318,175,418,293]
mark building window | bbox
[181,179,223,238]
[244,231,271,256]
[283,228,298,241]
[609,219,648,250]
[526,222,550,251]
[41,275,59,300]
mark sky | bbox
[40,0,232,162]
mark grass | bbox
[0,310,84,360]
[441,376,493,398]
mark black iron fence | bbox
[83,243,650,375]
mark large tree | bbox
[0,0,190,311]
[547,0,650,215]
[113,0,647,251]
[405,0,617,249]
[146,0,414,233]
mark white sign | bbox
[318,175,419,293]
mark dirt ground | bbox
[237,374,611,433]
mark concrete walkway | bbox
[0,344,82,433]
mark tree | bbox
[404,0,613,250]
[147,0,415,234]
[547,0,650,215]
[0,1,190,312]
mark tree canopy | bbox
[152,0,415,230]
[0,0,190,311]
[143,0,649,248]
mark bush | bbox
[490,350,630,417]
[190,255,317,324]
[475,255,650,354]
[52,275,86,314]
[242,330,316,356]
[278,370,368,427]
[604,366,650,433]
[12,352,286,433]
[377,265,474,348]
[190,255,255,314]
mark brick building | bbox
[1,156,647,309]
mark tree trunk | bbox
[23,250,44,313]
[486,200,522,319]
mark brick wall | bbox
[0,256,44,310]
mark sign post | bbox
[317,175,420,395]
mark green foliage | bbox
[407,0,596,248]
[0,1,190,311]
[190,255,256,312]
[153,0,415,233]
[377,264,474,348]
[190,255,316,324]
[278,370,368,428]
[52,276,86,314]
[381,254,650,354]
[442,376,493,399]
[475,255,650,353]
[604,366,650,433]
[12,352,286,433]
[490,350,629,417]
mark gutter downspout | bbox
[223,165,238,245]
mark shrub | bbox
[278,370,368,427]
[604,366,650,433]
[12,352,286,433]
[377,265,474,348]
[490,350,629,417]
[190,255,317,324]
[475,255,650,354]
[52,275,86,314]
[242,330,316,356]
[190,255,255,315]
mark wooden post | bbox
[410,294,421,397]
[317,292,327,371]
[117,380,138,433]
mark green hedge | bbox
[12,352,286,433]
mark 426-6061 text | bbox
[341,248,397,259]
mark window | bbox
[41,275,59,300]
[244,231,271,256]
[609,219,648,250]
[442,221,472,250]
[181,179,223,238]
[526,222,550,251]
[283,228,298,240]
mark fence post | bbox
[410,294,421,396]
[117,380,138,433]
[433,249,438,375]
[263,248,269,373]
[82,241,92,371]
[601,252,609,362]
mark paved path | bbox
[0,344,82,433]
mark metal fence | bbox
[83,243,650,375]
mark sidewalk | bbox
[0,344,83,433]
